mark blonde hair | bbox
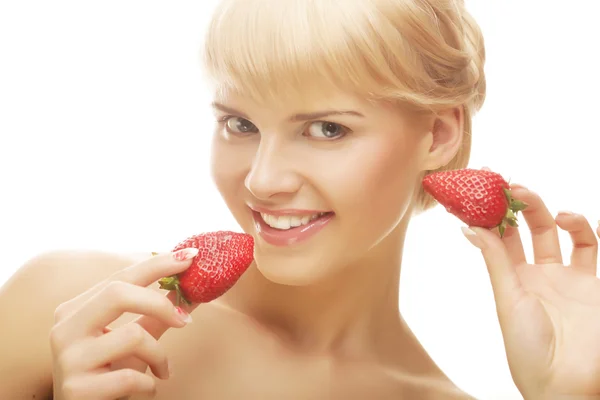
[202,0,486,213]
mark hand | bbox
[461,185,600,400]
[50,248,199,400]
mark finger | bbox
[72,323,170,379]
[55,281,189,345]
[54,248,198,323]
[82,281,189,333]
[461,226,524,323]
[110,247,199,288]
[62,369,156,400]
[512,187,563,264]
[555,211,598,275]
[136,290,198,340]
[501,225,527,265]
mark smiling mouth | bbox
[258,212,333,230]
[251,209,335,246]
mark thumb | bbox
[461,226,524,322]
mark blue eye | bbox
[305,121,348,139]
[224,117,258,135]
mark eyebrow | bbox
[211,102,364,121]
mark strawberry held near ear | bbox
[422,168,528,237]
[159,231,254,305]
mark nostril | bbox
[244,166,303,200]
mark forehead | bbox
[212,84,381,116]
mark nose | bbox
[244,137,303,201]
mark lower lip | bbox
[252,212,334,247]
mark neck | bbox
[221,217,413,357]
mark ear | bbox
[420,107,464,171]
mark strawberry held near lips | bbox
[422,168,528,237]
[159,231,254,305]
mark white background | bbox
[1,1,599,399]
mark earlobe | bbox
[421,107,464,171]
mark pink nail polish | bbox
[172,248,199,262]
[557,210,574,216]
[510,183,528,190]
[461,226,484,249]
[175,306,193,324]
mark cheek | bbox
[210,135,253,207]
[322,135,421,238]
[361,139,419,200]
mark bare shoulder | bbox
[3,249,150,289]
[0,249,149,400]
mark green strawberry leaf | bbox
[498,224,506,238]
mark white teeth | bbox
[277,216,291,230]
[260,212,327,230]
[290,216,303,227]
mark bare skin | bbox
[1,91,473,400]
[3,89,600,399]
[2,182,598,400]
[0,250,471,400]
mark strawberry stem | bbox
[158,276,191,307]
[499,188,529,238]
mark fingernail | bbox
[461,226,484,249]
[510,183,528,190]
[175,306,193,324]
[172,248,198,262]
[557,210,574,216]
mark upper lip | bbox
[248,204,332,216]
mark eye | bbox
[223,116,258,135]
[304,121,349,140]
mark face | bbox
[209,87,434,286]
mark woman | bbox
[1,0,599,399]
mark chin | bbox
[252,249,345,287]
[235,210,388,287]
